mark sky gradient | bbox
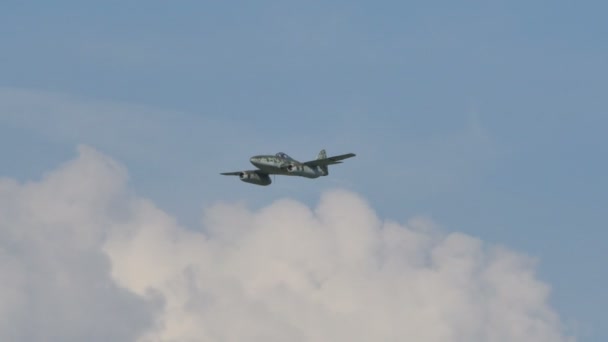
[1,1,607,340]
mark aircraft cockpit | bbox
[276,152,293,160]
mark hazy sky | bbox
[1,1,606,341]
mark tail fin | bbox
[317,149,328,176]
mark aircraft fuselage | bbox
[249,155,325,178]
[221,150,355,186]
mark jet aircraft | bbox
[221,149,356,185]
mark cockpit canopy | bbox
[275,152,293,160]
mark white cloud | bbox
[0,146,153,342]
[0,146,572,341]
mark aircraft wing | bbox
[220,170,261,176]
[303,153,356,167]
[221,169,273,185]
[221,170,279,175]
[221,171,241,176]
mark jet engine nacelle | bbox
[286,163,318,178]
[286,163,303,173]
[239,171,271,186]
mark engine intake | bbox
[286,163,303,173]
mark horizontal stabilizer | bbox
[303,153,356,167]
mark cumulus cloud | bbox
[0,146,153,342]
[0,146,572,341]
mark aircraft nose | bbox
[250,156,261,165]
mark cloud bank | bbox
[0,146,571,341]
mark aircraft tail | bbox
[317,149,328,176]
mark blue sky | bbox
[1,1,607,340]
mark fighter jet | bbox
[221,149,356,186]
